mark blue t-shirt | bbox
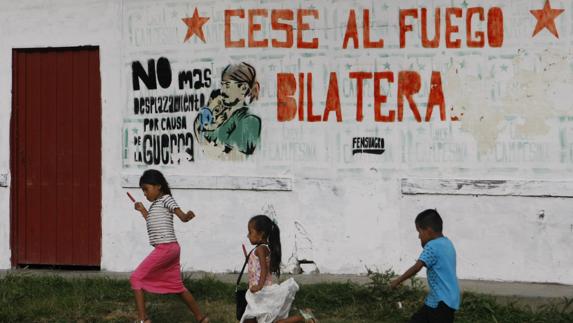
[418,236,460,310]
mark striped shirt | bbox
[146,194,179,246]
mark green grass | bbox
[0,270,571,322]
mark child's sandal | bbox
[299,308,318,323]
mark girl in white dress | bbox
[241,215,318,323]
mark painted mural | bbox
[128,57,202,165]
[122,0,572,172]
[194,62,262,160]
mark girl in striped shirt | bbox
[130,169,209,323]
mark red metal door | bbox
[11,47,102,267]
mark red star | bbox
[182,8,209,43]
[530,0,564,38]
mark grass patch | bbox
[0,270,571,322]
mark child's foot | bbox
[198,315,209,323]
[299,308,318,323]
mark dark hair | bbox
[415,209,443,233]
[249,215,281,277]
[139,169,171,195]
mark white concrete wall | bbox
[1,0,572,285]
[0,0,124,269]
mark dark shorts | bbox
[409,301,455,323]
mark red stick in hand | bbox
[127,192,136,203]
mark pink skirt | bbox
[130,242,187,294]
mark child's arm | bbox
[174,208,196,222]
[390,260,425,288]
[250,246,270,293]
[134,202,149,220]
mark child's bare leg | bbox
[276,316,305,323]
[179,290,207,321]
[133,289,149,321]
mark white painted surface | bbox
[0,0,572,285]
[0,173,7,187]
[402,178,573,197]
[121,174,293,191]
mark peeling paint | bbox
[444,62,504,153]
[501,49,570,136]
[402,178,573,198]
[446,48,573,154]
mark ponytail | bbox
[268,222,282,277]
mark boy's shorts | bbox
[409,301,455,323]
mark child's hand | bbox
[186,211,195,221]
[134,202,146,212]
[134,202,149,219]
[249,285,262,293]
[390,279,401,289]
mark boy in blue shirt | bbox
[391,209,460,323]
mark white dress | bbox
[240,245,300,323]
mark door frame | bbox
[10,46,102,268]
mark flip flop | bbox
[299,308,318,323]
